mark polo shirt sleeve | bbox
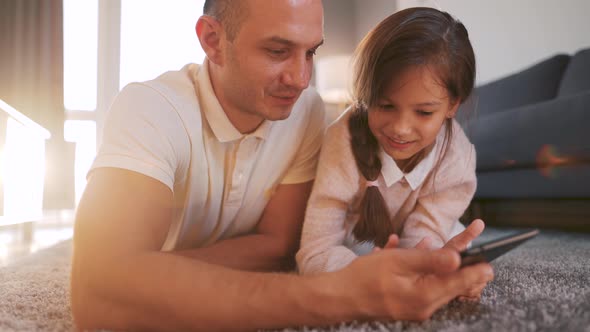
[89,83,189,191]
[281,90,326,184]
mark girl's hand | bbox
[373,235,434,253]
[371,234,399,253]
[444,219,492,301]
[415,236,434,250]
[457,282,487,302]
[444,219,485,252]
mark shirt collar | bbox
[404,143,437,190]
[195,60,271,142]
[379,128,442,190]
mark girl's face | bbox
[368,65,459,169]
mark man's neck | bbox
[223,106,265,135]
[208,63,264,135]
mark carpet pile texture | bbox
[1,228,588,331]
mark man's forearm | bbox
[174,233,295,271]
[72,250,358,331]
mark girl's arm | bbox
[296,112,361,275]
[400,135,477,248]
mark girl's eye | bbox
[417,110,433,116]
[379,104,394,111]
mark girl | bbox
[297,7,479,275]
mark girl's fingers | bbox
[384,234,399,249]
[415,236,433,250]
[445,219,485,252]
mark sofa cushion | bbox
[473,54,570,118]
[558,48,590,98]
[469,90,590,172]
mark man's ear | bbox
[196,16,224,65]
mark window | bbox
[120,0,205,88]
[63,0,205,206]
[64,121,96,203]
[63,0,98,111]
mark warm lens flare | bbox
[502,159,516,167]
[536,144,571,177]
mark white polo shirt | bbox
[90,61,325,250]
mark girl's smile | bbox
[385,136,415,151]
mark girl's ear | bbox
[196,16,224,65]
[446,101,460,118]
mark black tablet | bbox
[460,228,540,267]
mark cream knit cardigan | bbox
[296,109,477,275]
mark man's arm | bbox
[71,168,493,331]
[174,181,314,271]
[71,168,320,331]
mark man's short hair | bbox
[203,0,249,41]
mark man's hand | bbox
[336,246,494,321]
[370,220,493,303]
[415,219,491,302]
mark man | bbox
[71,0,493,331]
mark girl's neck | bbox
[395,143,435,174]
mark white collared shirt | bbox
[91,61,325,250]
[379,139,437,190]
[297,107,477,275]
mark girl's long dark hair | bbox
[349,7,476,247]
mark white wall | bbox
[396,0,590,84]
[321,0,590,87]
[318,0,356,57]
[353,0,397,43]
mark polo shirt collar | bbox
[195,60,271,142]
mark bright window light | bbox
[63,0,99,111]
[2,117,46,219]
[64,121,97,204]
[120,0,205,89]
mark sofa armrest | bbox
[468,90,590,172]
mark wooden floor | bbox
[0,210,74,267]
[463,198,590,232]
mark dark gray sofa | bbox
[461,48,590,231]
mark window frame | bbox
[64,0,121,150]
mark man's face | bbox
[216,0,324,127]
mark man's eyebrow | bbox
[265,37,325,49]
[313,39,325,49]
[266,36,295,46]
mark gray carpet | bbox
[0,240,73,331]
[1,228,589,332]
